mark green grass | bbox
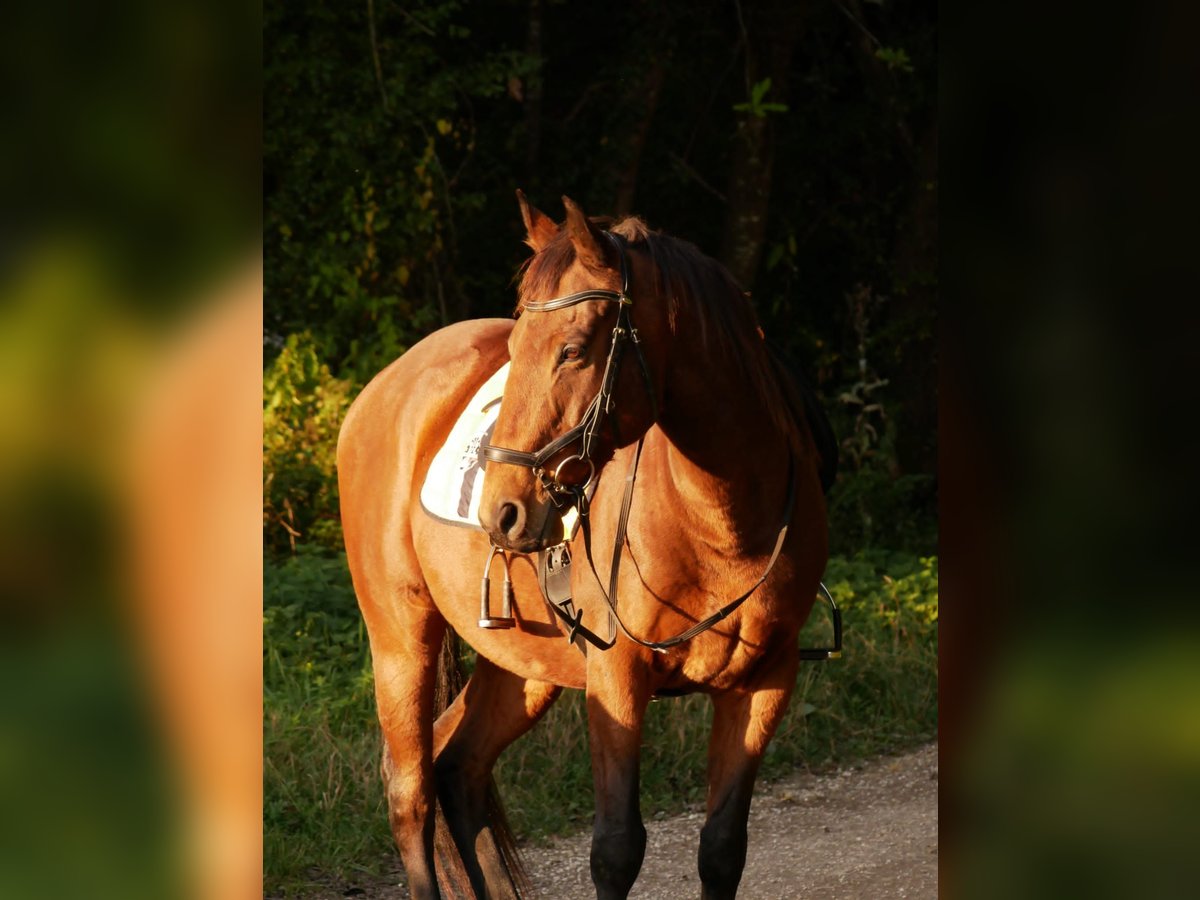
[263,550,390,891]
[264,547,938,895]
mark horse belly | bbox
[413,516,587,688]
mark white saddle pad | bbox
[419,362,579,538]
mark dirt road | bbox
[314,743,938,899]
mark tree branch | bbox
[669,152,727,203]
[367,0,390,114]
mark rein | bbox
[570,448,797,653]
[480,230,798,654]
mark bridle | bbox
[479,230,805,654]
[481,231,656,500]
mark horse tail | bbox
[433,630,532,899]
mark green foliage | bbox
[264,546,368,688]
[266,0,538,384]
[757,550,938,776]
[263,545,938,892]
[823,551,938,628]
[829,464,936,554]
[733,77,789,118]
[263,334,354,556]
[875,46,915,74]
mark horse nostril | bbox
[497,502,519,535]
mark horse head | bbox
[478,193,665,552]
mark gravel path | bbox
[302,743,937,899]
[526,743,938,899]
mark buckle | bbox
[552,454,595,491]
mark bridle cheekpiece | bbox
[480,231,656,503]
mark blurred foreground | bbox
[0,1,259,898]
[943,2,1200,896]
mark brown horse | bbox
[337,193,833,899]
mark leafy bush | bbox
[263,334,354,556]
[823,550,939,627]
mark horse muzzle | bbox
[479,494,563,554]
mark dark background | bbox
[263,0,938,559]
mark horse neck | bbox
[648,310,793,556]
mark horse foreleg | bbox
[586,659,653,900]
[373,610,447,900]
[699,650,799,900]
[432,654,561,899]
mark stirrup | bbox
[478,545,516,629]
[798,582,842,660]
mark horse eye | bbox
[559,344,584,363]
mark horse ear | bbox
[516,189,558,252]
[562,195,612,270]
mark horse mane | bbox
[517,216,836,488]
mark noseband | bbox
[481,231,657,501]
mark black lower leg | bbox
[697,794,750,900]
[590,818,647,900]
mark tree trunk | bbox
[722,112,773,289]
[613,58,666,217]
[720,1,802,290]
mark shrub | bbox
[263,334,354,556]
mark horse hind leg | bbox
[368,592,447,900]
[698,649,799,900]
[432,650,561,899]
